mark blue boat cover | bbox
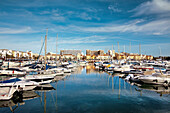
[0,78,21,83]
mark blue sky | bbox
[0,0,170,56]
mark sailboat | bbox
[21,29,56,84]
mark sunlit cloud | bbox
[131,0,170,16]
[72,19,170,35]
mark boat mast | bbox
[118,42,120,64]
[124,45,125,60]
[159,46,162,59]
[124,45,125,53]
[139,43,141,55]
[44,28,48,71]
[129,42,131,53]
[56,33,58,66]
[41,36,43,56]
[112,44,113,61]
[139,43,141,61]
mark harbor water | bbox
[0,66,169,113]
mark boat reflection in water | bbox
[0,90,40,112]
[136,84,170,97]
[0,65,169,113]
[85,65,170,98]
[0,83,56,113]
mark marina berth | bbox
[1,0,170,112]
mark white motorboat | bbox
[138,72,170,85]
[94,62,102,66]
[105,64,115,71]
[133,65,154,71]
[102,61,110,67]
[63,68,72,73]
[154,67,166,73]
[113,65,132,73]
[66,64,74,69]
[1,61,20,68]
[21,71,55,84]
[0,78,39,90]
[0,68,26,76]
[0,86,17,100]
[61,62,69,66]
[79,61,88,66]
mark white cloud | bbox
[75,12,100,21]
[77,12,92,20]
[82,8,98,12]
[131,0,170,16]
[73,19,170,35]
[49,35,106,44]
[40,11,51,15]
[0,36,42,53]
[108,5,121,12]
[0,26,37,34]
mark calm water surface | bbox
[0,66,169,113]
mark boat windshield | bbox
[29,71,38,75]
